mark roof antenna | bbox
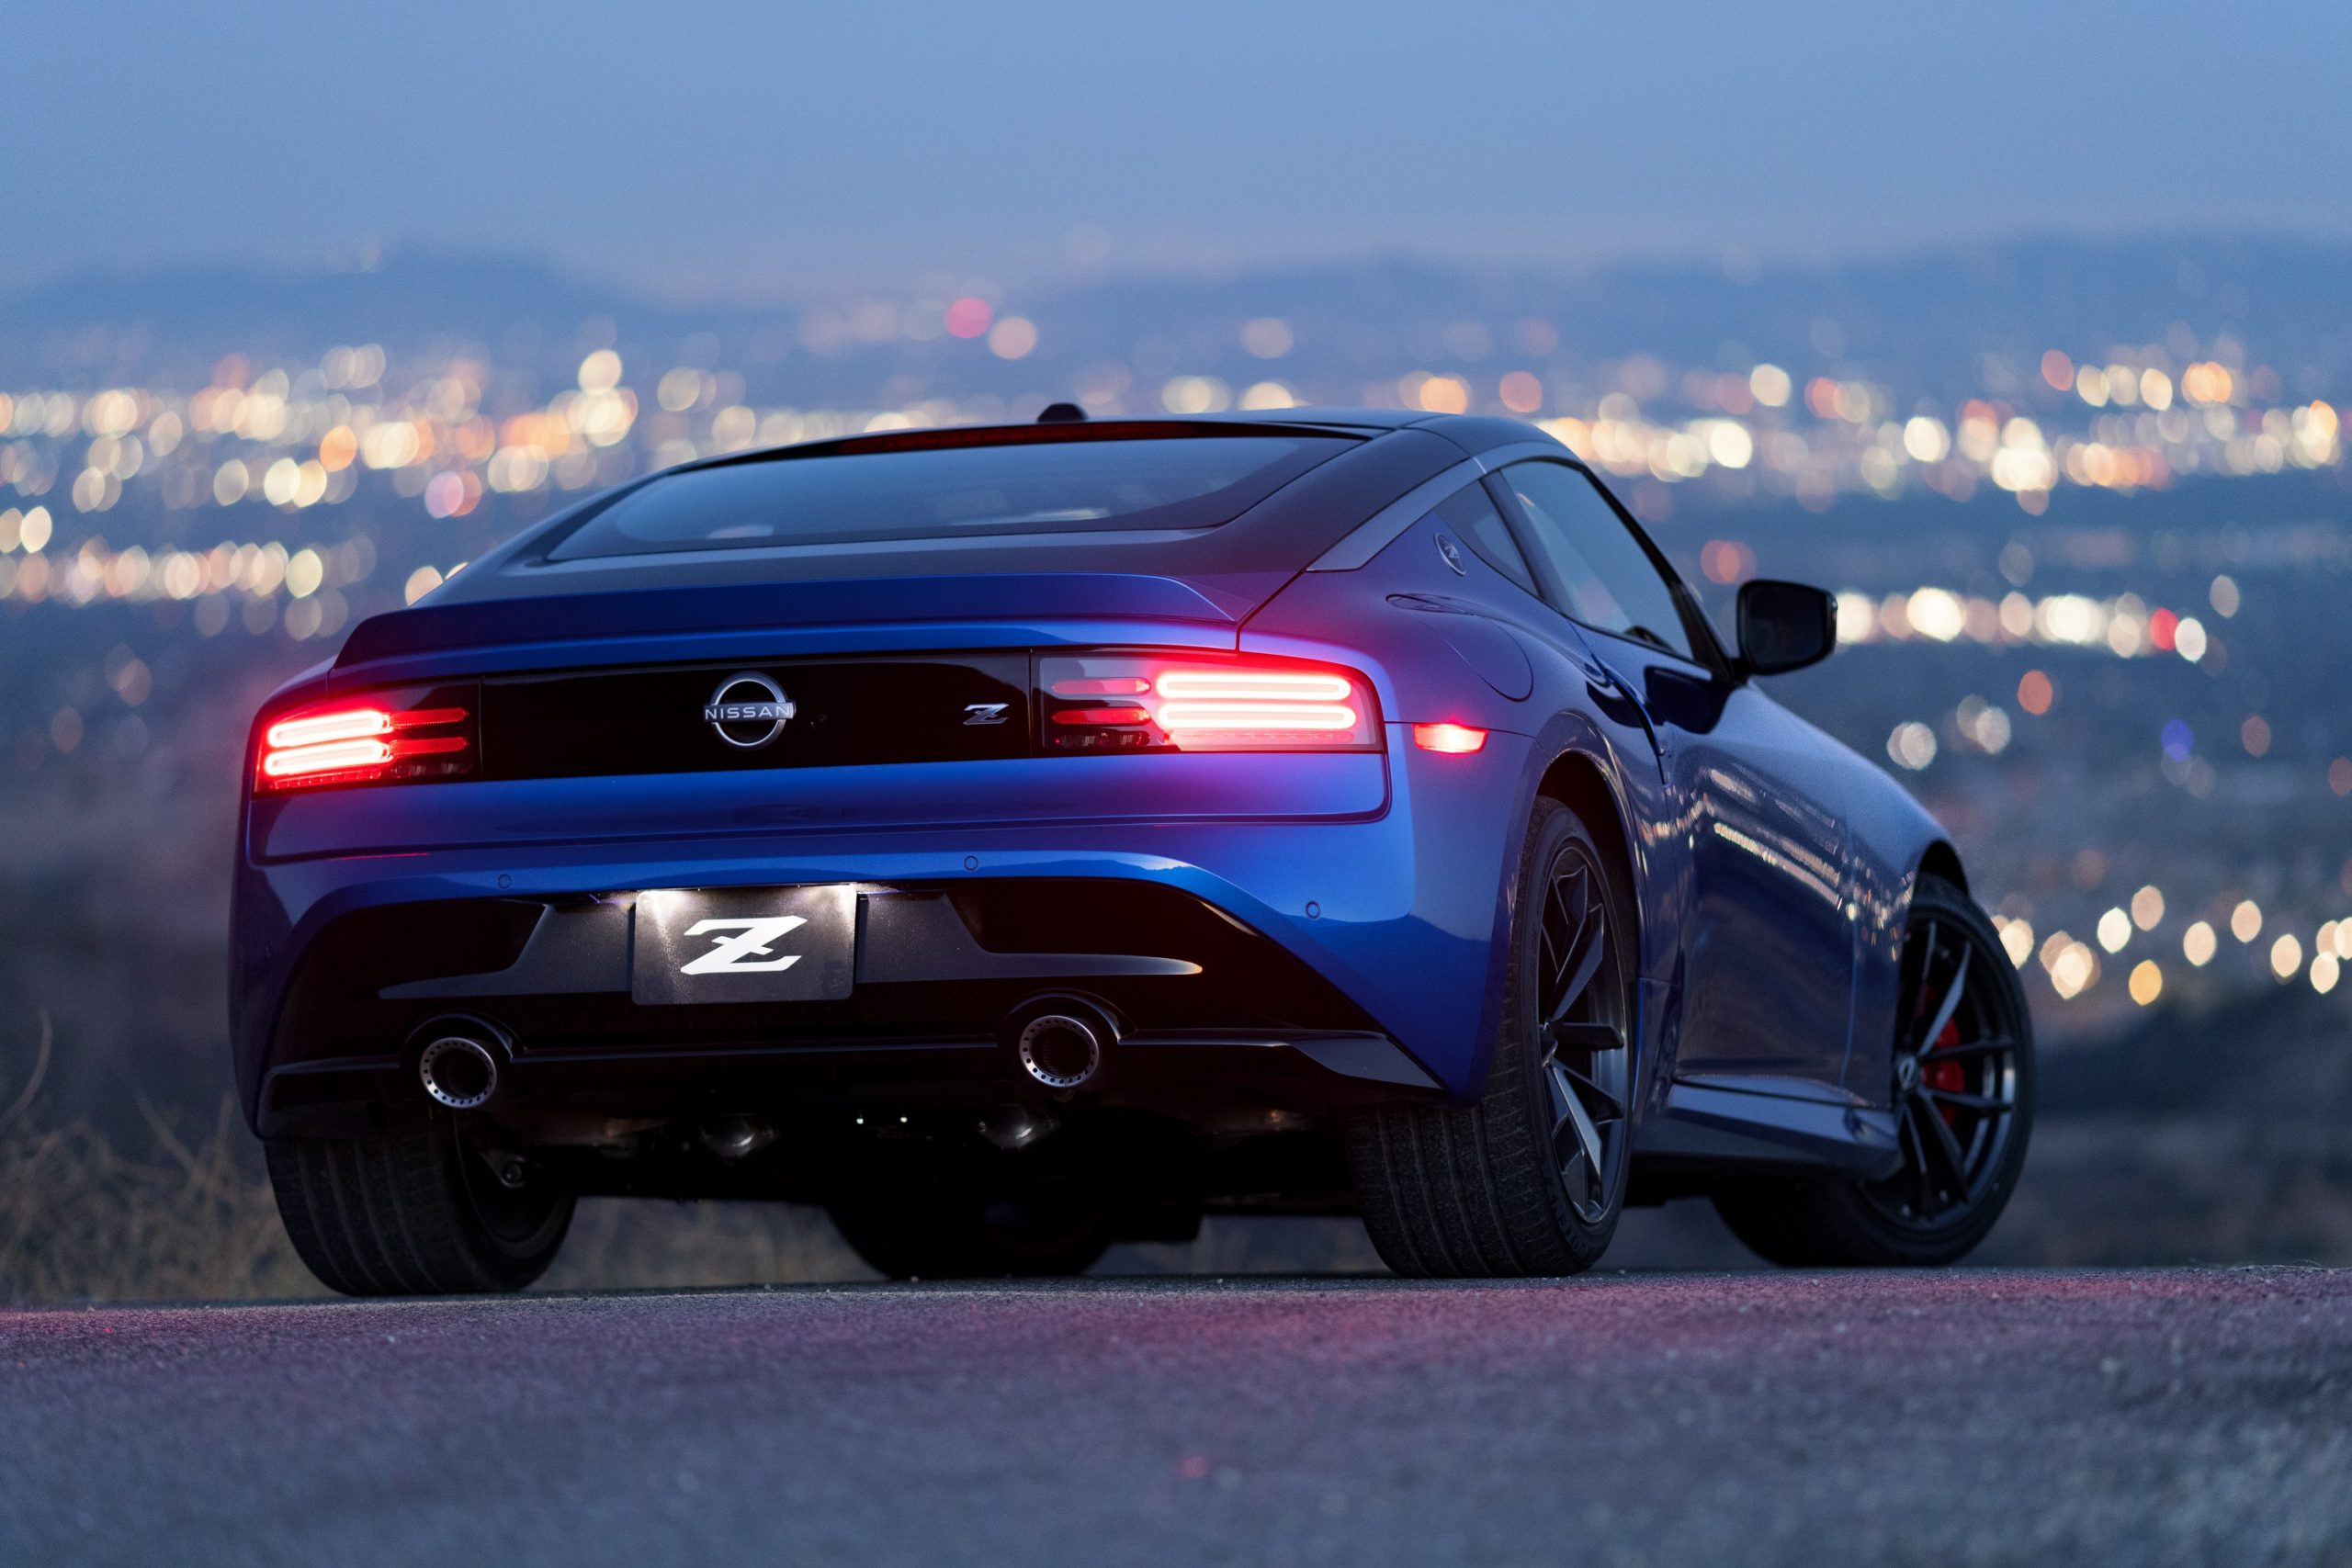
[1036,401,1088,424]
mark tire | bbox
[828,1193,1114,1280]
[1713,874,2035,1267]
[266,1118,575,1296]
[1346,797,1637,1278]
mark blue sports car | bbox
[233,408,2032,1290]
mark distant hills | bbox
[4,233,2348,405]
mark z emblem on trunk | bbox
[963,702,1010,726]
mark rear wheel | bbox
[827,1193,1114,1280]
[1713,874,2033,1267]
[266,1118,575,1296]
[1346,798,1636,1278]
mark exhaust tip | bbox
[1017,1012,1104,1090]
[418,1034,502,1110]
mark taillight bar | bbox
[255,685,479,793]
[1036,654,1381,752]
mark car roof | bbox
[666,408,1544,474]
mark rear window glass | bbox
[548,435,1351,559]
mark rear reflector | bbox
[256,687,479,792]
[1037,654,1380,752]
[1412,722,1488,754]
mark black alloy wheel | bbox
[1864,901,2028,1229]
[1713,874,2034,1267]
[1536,837,1634,1227]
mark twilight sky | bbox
[12,0,2350,292]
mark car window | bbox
[1494,462,1695,660]
[548,435,1351,559]
[1432,481,1537,594]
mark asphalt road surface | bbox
[4,1269,2347,1567]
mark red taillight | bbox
[255,689,478,792]
[1036,655,1380,752]
[1052,705,1152,726]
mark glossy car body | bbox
[232,410,1961,1223]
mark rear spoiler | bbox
[334,572,1254,669]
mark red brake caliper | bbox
[1924,1020,1966,1124]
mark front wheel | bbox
[266,1119,575,1296]
[1713,874,2034,1267]
[1346,798,1637,1278]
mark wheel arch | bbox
[1917,840,1968,895]
[1534,749,1640,930]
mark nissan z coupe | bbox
[232,409,2034,1291]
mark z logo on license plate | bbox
[677,916,808,974]
[632,886,855,1004]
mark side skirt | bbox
[1633,1077,1904,1183]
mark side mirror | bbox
[1736,579,1836,675]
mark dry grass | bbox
[0,1017,327,1304]
[0,1111,330,1304]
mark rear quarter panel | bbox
[1243,496,1690,1106]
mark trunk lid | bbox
[335,571,1290,670]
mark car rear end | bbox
[232,420,1540,1274]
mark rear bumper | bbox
[232,733,1533,1134]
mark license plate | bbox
[630,886,857,1006]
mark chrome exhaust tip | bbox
[1017,1011,1105,1090]
[417,1033,503,1110]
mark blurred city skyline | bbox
[15,1,2352,293]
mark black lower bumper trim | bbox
[256,1029,1439,1138]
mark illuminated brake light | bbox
[266,707,393,750]
[263,736,396,779]
[1036,654,1379,752]
[1412,722,1488,754]
[256,693,477,792]
[1159,703,1358,733]
[1154,671,1353,703]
